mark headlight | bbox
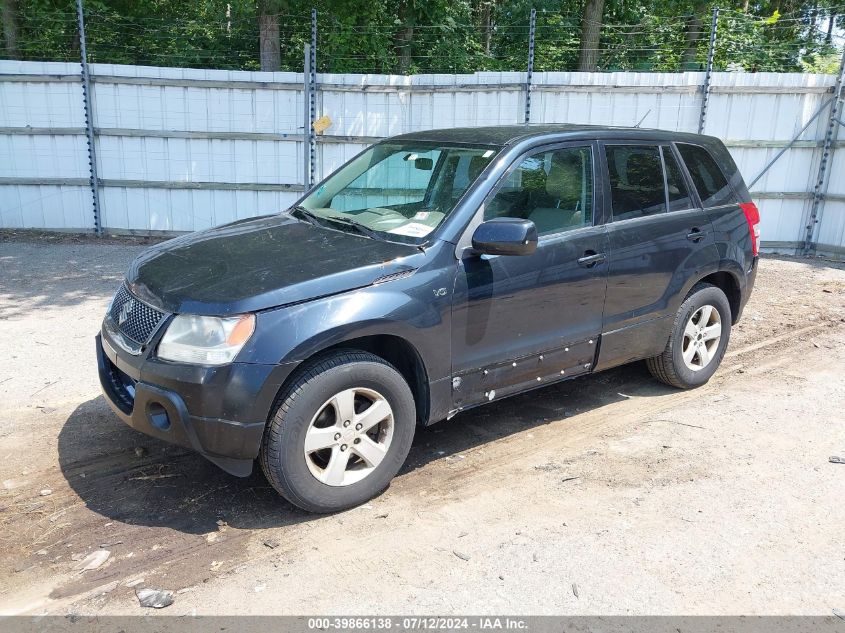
[157,314,255,365]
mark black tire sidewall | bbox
[670,286,732,388]
[268,358,415,512]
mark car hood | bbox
[125,214,424,315]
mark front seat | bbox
[529,156,583,235]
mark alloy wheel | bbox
[681,304,722,371]
[303,387,394,486]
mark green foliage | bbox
[8,0,79,62]
[2,0,843,74]
[801,48,844,72]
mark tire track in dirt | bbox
[5,318,843,613]
[1,252,843,613]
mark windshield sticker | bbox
[413,211,430,221]
[387,223,434,237]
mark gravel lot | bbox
[1,235,844,616]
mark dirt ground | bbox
[1,236,844,616]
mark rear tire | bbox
[259,350,416,513]
[647,283,731,389]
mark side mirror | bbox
[471,217,538,256]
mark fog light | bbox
[147,402,171,431]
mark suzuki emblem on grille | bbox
[118,298,136,325]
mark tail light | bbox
[739,201,760,257]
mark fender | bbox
[239,271,455,386]
[674,259,745,322]
[670,258,722,315]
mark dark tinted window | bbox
[677,143,738,207]
[485,146,593,236]
[662,147,693,212]
[606,145,665,221]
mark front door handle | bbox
[686,228,704,242]
[577,251,607,268]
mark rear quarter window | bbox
[676,143,739,208]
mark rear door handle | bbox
[577,252,607,268]
[686,228,704,242]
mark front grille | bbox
[108,284,168,344]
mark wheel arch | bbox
[696,270,742,324]
[275,332,431,427]
[322,335,430,427]
[675,264,743,325]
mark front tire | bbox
[259,350,416,513]
[647,283,732,389]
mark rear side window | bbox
[663,149,693,212]
[605,145,665,221]
[676,143,739,207]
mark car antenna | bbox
[635,109,651,128]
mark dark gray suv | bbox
[97,124,760,512]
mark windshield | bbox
[298,142,499,243]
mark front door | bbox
[450,143,610,410]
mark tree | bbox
[1,0,841,75]
[1,0,20,59]
[681,1,710,69]
[475,0,497,56]
[395,0,414,73]
[259,0,283,71]
[578,0,604,71]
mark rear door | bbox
[595,142,718,370]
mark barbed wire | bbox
[1,5,842,75]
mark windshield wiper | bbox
[318,215,383,241]
[290,205,325,227]
[291,205,383,241]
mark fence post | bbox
[524,8,536,124]
[697,6,719,134]
[698,7,719,134]
[75,0,101,235]
[803,45,845,256]
[303,42,311,191]
[309,7,317,187]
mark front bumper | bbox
[96,329,295,476]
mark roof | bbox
[389,124,714,147]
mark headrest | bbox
[546,156,581,201]
[622,152,663,189]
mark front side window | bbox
[484,146,593,236]
[676,143,738,208]
[299,142,498,242]
[606,145,666,221]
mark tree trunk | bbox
[578,0,604,72]
[2,0,20,60]
[395,0,414,74]
[826,11,836,45]
[258,1,281,72]
[681,15,703,69]
[481,1,493,56]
